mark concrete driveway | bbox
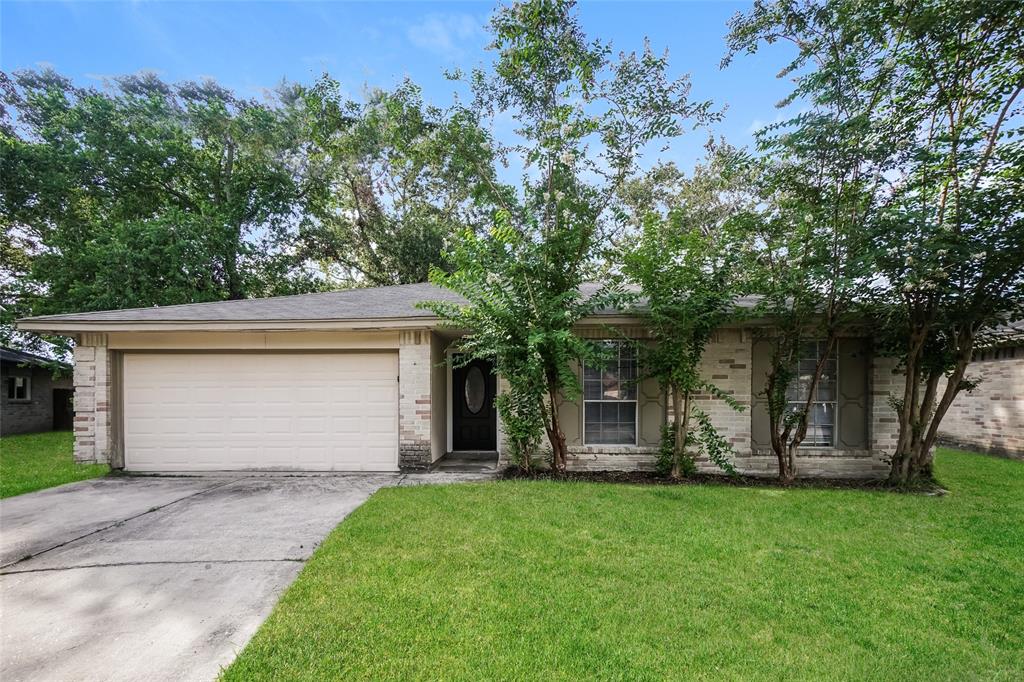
[0,472,487,681]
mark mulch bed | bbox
[499,467,946,495]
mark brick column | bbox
[870,354,901,454]
[698,329,753,456]
[73,333,113,464]
[399,330,432,470]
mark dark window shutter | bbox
[558,360,582,446]
[750,337,773,452]
[837,338,869,449]
[637,374,663,447]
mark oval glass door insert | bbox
[465,365,486,414]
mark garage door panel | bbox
[123,353,399,471]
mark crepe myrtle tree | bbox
[726,4,884,482]
[739,162,870,483]
[423,0,715,472]
[866,0,1024,484]
[728,0,1024,484]
[621,143,753,478]
[425,218,621,471]
[874,157,1024,484]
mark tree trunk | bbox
[889,327,974,485]
[221,140,244,300]
[783,333,836,483]
[670,385,691,480]
[765,362,796,483]
[545,377,568,473]
[773,438,794,483]
[765,368,790,483]
[225,221,244,300]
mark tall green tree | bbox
[726,0,1024,484]
[865,1,1024,483]
[298,77,498,286]
[0,69,320,351]
[424,0,715,472]
[726,3,881,482]
[621,143,752,478]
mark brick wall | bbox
[0,364,72,435]
[869,354,901,454]
[555,330,901,479]
[938,348,1024,459]
[399,330,432,470]
[72,333,113,464]
[696,328,752,456]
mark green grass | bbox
[0,431,108,498]
[224,448,1024,681]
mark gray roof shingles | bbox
[19,282,465,324]
[17,281,762,325]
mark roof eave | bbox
[17,312,657,335]
[15,316,444,334]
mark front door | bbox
[452,357,497,451]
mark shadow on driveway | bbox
[0,472,490,681]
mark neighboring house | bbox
[17,283,902,478]
[1,347,74,436]
[938,323,1024,460]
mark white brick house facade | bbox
[23,283,922,478]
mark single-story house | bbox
[938,322,1024,460]
[1,347,74,436]
[16,283,902,477]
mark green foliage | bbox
[1,69,322,356]
[664,382,744,478]
[622,142,751,477]
[425,0,713,471]
[424,218,620,469]
[692,407,738,477]
[866,1,1024,482]
[725,1,891,480]
[727,0,1024,484]
[656,424,695,477]
[297,77,498,286]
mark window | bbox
[584,342,637,445]
[785,341,837,447]
[464,365,485,414]
[6,376,31,402]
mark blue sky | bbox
[1,0,798,174]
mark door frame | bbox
[446,347,501,453]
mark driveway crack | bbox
[0,477,245,571]
[1,558,305,576]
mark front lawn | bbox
[225,449,1024,680]
[0,431,108,498]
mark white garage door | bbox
[122,352,398,471]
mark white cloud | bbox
[406,13,484,59]
[746,112,790,136]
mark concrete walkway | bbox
[0,471,491,681]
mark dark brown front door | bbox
[452,357,496,451]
